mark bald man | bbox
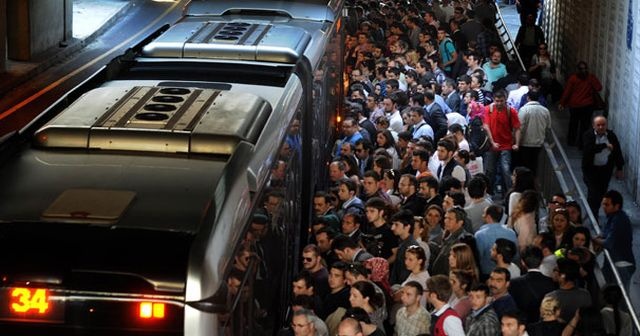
[581,116,624,216]
[337,318,364,336]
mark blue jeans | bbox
[483,150,512,193]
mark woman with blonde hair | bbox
[527,296,566,336]
[448,243,479,282]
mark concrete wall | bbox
[543,0,640,203]
[7,0,72,61]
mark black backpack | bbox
[466,116,491,157]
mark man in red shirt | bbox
[482,90,521,194]
[559,61,603,148]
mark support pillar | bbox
[7,0,73,61]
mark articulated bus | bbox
[0,0,344,334]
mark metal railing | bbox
[494,3,640,332]
[493,6,526,72]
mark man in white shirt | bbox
[382,95,404,134]
[506,74,529,110]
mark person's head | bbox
[349,281,382,310]
[534,232,556,255]
[342,117,358,137]
[513,190,539,217]
[520,245,543,269]
[564,200,583,224]
[539,296,561,321]
[551,208,570,234]
[329,160,347,182]
[337,317,365,336]
[400,281,424,308]
[407,107,425,126]
[405,244,427,272]
[332,235,359,262]
[602,189,623,215]
[341,141,356,157]
[342,213,362,235]
[493,89,507,109]
[449,243,478,274]
[411,149,430,171]
[442,78,457,96]
[555,257,580,285]
[418,175,439,198]
[501,310,528,336]
[469,283,491,310]
[436,138,456,162]
[511,166,535,192]
[338,179,358,202]
[361,171,381,197]
[292,270,315,297]
[382,96,397,113]
[492,238,517,265]
[444,207,466,233]
[373,155,392,174]
[488,267,511,296]
[315,227,337,253]
[344,262,369,285]
[302,244,323,272]
[313,191,333,215]
[442,191,465,210]
[490,50,503,65]
[425,204,444,229]
[467,176,487,199]
[449,269,475,297]
[398,174,417,197]
[457,74,471,92]
[390,209,414,239]
[328,261,348,291]
[291,309,317,336]
[382,169,400,192]
[426,274,452,305]
[465,51,481,68]
[548,193,567,212]
[364,197,387,224]
[570,226,591,248]
[577,60,589,77]
[483,204,504,224]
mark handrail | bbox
[493,6,526,72]
[493,3,640,333]
[546,129,640,333]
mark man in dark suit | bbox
[442,78,461,113]
[581,116,624,216]
[508,246,557,324]
[423,90,449,143]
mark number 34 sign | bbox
[11,288,50,314]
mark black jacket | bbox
[508,270,557,323]
[581,129,624,174]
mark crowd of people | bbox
[272,0,636,335]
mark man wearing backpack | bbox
[482,90,521,194]
[437,27,458,77]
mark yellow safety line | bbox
[0,0,185,122]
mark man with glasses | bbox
[302,244,329,300]
[558,61,603,148]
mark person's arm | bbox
[443,315,466,335]
[562,309,580,336]
[483,124,498,149]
